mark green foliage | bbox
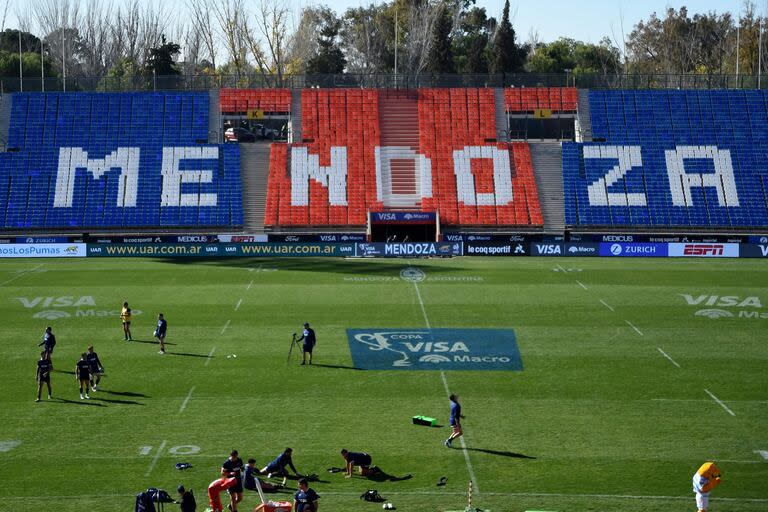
[144,35,181,77]
[0,29,41,53]
[306,15,347,74]
[100,58,141,91]
[490,0,523,73]
[427,5,455,74]
[528,37,621,75]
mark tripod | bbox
[287,333,302,363]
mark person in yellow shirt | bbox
[692,461,721,512]
[121,302,133,341]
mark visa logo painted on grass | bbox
[347,328,522,371]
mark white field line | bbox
[657,347,681,368]
[144,440,166,477]
[440,371,479,495]
[625,320,643,336]
[246,280,253,291]
[705,389,736,416]
[179,386,195,413]
[652,398,768,404]
[220,319,231,334]
[576,280,588,290]
[599,299,615,312]
[7,491,768,503]
[235,298,243,311]
[556,263,567,272]
[412,281,431,329]
[0,263,44,287]
[204,346,216,367]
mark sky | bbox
[2,0,752,45]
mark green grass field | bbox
[0,256,766,512]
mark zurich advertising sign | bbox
[346,328,522,371]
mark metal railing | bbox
[2,72,768,93]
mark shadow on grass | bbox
[309,363,362,371]
[55,370,75,375]
[160,257,464,276]
[168,351,213,359]
[464,447,536,459]
[91,397,144,406]
[56,398,105,407]
[102,390,149,398]
[129,339,176,346]
[365,470,413,483]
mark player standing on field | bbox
[297,323,316,365]
[154,313,168,354]
[35,351,52,402]
[121,302,133,341]
[86,345,103,391]
[221,450,244,512]
[75,353,91,399]
[692,461,721,512]
[38,326,56,355]
[444,394,465,448]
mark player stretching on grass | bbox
[35,351,52,402]
[75,353,90,399]
[340,449,378,478]
[692,461,721,512]
[261,448,300,478]
[154,313,167,354]
[121,302,133,341]
[444,394,465,448]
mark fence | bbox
[3,72,768,93]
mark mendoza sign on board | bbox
[668,243,739,258]
[0,243,86,258]
[356,242,462,257]
[346,328,522,371]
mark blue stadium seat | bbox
[1,91,242,229]
[565,90,768,228]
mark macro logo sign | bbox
[679,294,767,320]
[14,296,143,320]
[346,328,522,371]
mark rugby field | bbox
[0,256,766,512]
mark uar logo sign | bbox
[346,328,522,371]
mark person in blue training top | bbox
[86,345,103,391]
[296,323,316,365]
[293,478,319,512]
[38,326,56,355]
[444,394,465,448]
[244,459,283,492]
[261,447,300,477]
[154,313,168,354]
[340,449,378,477]
[35,351,53,402]
[221,450,244,512]
[75,353,91,400]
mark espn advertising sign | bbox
[668,243,739,258]
[0,243,86,258]
[346,328,522,371]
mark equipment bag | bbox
[360,489,385,502]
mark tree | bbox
[453,7,493,74]
[306,15,346,74]
[145,35,181,76]
[527,37,621,75]
[490,0,523,73]
[427,4,455,73]
[340,4,395,74]
[0,29,41,53]
[100,57,140,90]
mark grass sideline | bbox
[0,256,766,512]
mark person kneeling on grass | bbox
[692,461,721,512]
[244,459,284,492]
[340,449,379,478]
[261,447,300,478]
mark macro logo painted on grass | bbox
[13,296,143,320]
[346,328,522,371]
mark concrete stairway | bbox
[576,89,592,142]
[494,88,508,141]
[378,90,421,209]
[208,89,222,143]
[239,143,271,232]
[290,89,302,143]
[529,142,565,232]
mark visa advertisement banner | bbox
[346,328,522,371]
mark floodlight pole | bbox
[18,30,22,92]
